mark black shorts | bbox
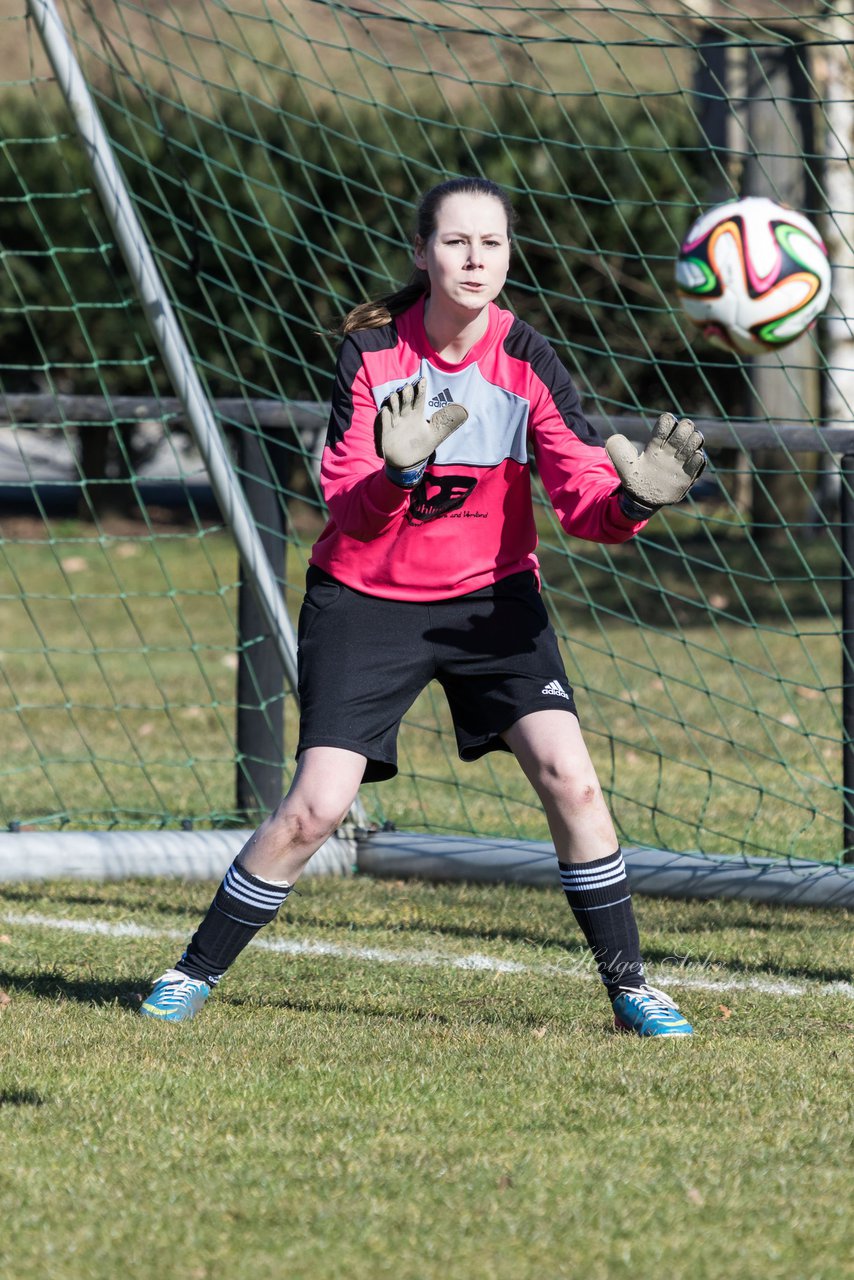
[296,567,578,782]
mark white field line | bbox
[2,909,853,1001]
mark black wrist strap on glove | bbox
[386,458,429,489]
[617,487,658,521]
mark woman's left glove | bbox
[375,378,468,489]
[606,413,706,520]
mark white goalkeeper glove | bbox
[606,412,706,520]
[375,378,468,489]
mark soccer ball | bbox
[675,196,831,355]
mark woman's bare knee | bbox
[267,794,349,848]
[259,747,364,847]
[532,759,601,811]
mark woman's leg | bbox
[502,710,691,1034]
[140,747,365,1019]
[502,709,619,864]
[238,746,367,884]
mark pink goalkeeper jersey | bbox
[309,298,646,600]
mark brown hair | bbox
[336,177,516,335]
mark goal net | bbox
[2,1,854,893]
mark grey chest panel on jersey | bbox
[372,361,530,467]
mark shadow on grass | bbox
[0,1089,47,1107]
[0,968,144,1009]
[641,949,853,987]
[0,883,214,915]
[2,965,596,1030]
[222,990,596,1032]
[660,908,853,934]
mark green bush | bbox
[0,85,712,411]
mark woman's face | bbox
[414,192,511,317]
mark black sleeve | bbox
[503,318,604,447]
[326,324,398,450]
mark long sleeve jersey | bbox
[309,297,647,601]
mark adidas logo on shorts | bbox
[541,679,569,699]
[428,386,454,409]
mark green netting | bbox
[1,0,853,863]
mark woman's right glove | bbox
[375,378,468,489]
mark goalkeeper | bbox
[141,177,705,1035]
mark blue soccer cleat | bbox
[612,984,693,1037]
[140,970,211,1022]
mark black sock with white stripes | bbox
[175,859,291,986]
[558,849,645,1000]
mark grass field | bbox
[0,874,852,1280]
[0,6,849,1268]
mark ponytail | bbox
[335,270,429,335]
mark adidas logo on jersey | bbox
[428,387,454,409]
[541,679,569,699]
